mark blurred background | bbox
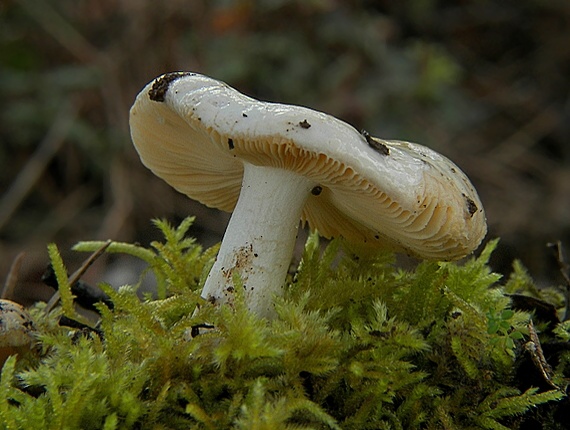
[1,0,569,304]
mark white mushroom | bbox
[129,72,487,319]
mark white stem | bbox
[201,163,316,319]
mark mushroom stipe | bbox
[130,72,487,319]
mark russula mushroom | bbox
[129,72,486,319]
[0,299,36,364]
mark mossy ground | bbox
[1,218,568,429]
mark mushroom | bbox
[0,299,36,365]
[129,72,487,319]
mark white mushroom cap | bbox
[130,72,486,259]
[130,72,487,318]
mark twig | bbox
[97,159,134,240]
[16,0,98,63]
[547,240,570,321]
[490,105,559,164]
[524,320,561,391]
[44,240,112,314]
[16,0,128,132]
[1,252,26,300]
[32,185,98,242]
[0,103,77,232]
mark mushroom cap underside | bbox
[130,72,487,260]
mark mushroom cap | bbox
[0,299,35,348]
[130,72,487,260]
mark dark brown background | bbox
[1,0,569,303]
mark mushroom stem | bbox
[201,162,316,319]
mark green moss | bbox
[1,218,567,429]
